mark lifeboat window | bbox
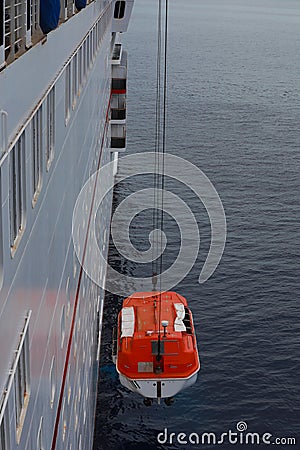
[151,341,164,355]
[114,1,126,19]
[151,340,179,356]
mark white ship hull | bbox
[0,1,133,448]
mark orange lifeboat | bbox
[114,291,200,404]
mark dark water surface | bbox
[94,1,300,448]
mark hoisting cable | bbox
[152,0,162,290]
[156,0,169,364]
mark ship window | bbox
[91,31,94,61]
[95,23,98,47]
[0,5,3,47]
[46,87,55,170]
[0,170,3,290]
[67,364,71,404]
[14,313,31,443]
[66,276,70,317]
[0,399,10,450]
[37,416,44,450]
[32,105,43,203]
[72,53,78,108]
[83,40,87,79]
[98,21,101,46]
[91,30,94,62]
[62,397,66,441]
[86,39,89,77]
[78,46,82,93]
[114,1,126,19]
[65,62,71,124]
[97,21,101,46]
[93,26,97,54]
[78,384,81,403]
[10,131,26,252]
[50,356,55,408]
[87,35,90,69]
[74,395,78,430]
[90,32,93,64]
[61,305,66,348]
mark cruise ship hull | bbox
[0,1,133,448]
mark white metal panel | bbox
[112,0,134,33]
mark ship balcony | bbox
[112,50,127,94]
[111,124,126,152]
[111,94,126,123]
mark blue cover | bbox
[75,0,87,10]
[40,0,60,34]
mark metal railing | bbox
[3,0,41,64]
[60,0,75,20]
[1,0,101,68]
[4,0,26,63]
[30,0,40,42]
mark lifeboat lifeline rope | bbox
[151,0,169,361]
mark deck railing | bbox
[4,0,26,63]
[1,0,41,65]
[0,0,99,69]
